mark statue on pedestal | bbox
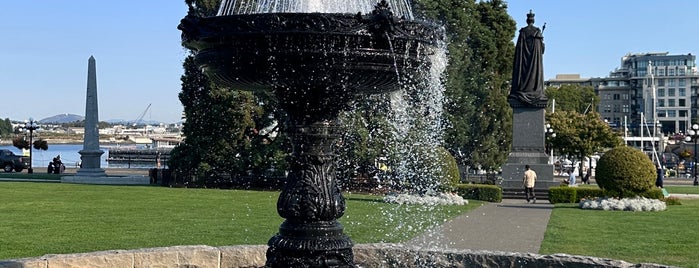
[509,10,547,108]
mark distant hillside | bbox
[40,114,84,124]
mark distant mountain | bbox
[40,114,84,124]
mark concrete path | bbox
[406,199,553,254]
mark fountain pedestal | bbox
[265,105,354,267]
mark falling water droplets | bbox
[218,0,415,20]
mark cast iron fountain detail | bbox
[179,1,443,267]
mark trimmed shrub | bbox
[548,186,576,204]
[595,146,656,198]
[638,188,664,200]
[437,147,461,192]
[455,184,502,202]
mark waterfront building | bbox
[546,52,699,136]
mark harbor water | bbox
[0,144,160,170]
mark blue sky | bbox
[1,1,698,123]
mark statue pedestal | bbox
[501,106,557,189]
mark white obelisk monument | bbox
[76,56,106,177]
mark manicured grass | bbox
[0,172,61,180]
[0,182,476,260]
[541,200,699,267]
[664,185,699,194]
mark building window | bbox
[669,99,676,107]
[613,94,620,100]
[679,99,686,107]
[658,78,665,86]
[668,79,676,86]
[668,88,676,97]
[658,69,665,76]
[658,88,665,97]
[679,88,686,97]
[658,100,665,107]
[603,105,612,113]
[604,94,611,100]
[668,110,677,117]
[613,105,620,112]
[658,110,667,117]
[680,110,688,117]
[622,93,629,100]
[679,78,686,87]
[679,68,686,76]
[669,69,675,76]
[622,104,630,112]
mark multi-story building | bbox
[546,52,699,135]
[620,52,699,134]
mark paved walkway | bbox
[406,199,553,253]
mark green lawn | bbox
[541,200,699,268]
[664,185,699,194]
[0,172,61,180]
[0,182,476,260]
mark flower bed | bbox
[579,197,666,211]
[383,192,468,205]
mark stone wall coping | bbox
[0,244,674,268]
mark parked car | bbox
[0,149,29,172]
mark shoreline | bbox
[0,139,139,146]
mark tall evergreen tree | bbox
[170,1,287,183]
[414,0,516,172]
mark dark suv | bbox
[0,149,29,172]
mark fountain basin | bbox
[0,244,674,268]
[179,13,444,95]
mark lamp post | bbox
[23,118,39,174]
[686,124,699,186]
[545,123,556,165]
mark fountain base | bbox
[267,222,353,267]
[0,244,672,268]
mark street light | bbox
[23,118,39,174]
[685,123,699,186]
[545,123,556,165]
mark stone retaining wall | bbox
[0,244,673,268]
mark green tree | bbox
[169,55,286,182]
[415,0,516,171]
[0,118,12,137]
[337,97,397,186]
[171,0,288,183]
[545,84,599,114]
[547,110,624,177]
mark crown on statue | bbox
[527,10,535,18]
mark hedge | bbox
[455,184,502,202]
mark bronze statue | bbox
[509,10,547,107]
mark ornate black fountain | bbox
[179,1,444,267]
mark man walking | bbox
[523,164,537,203]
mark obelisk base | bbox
[76,149,106,177]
